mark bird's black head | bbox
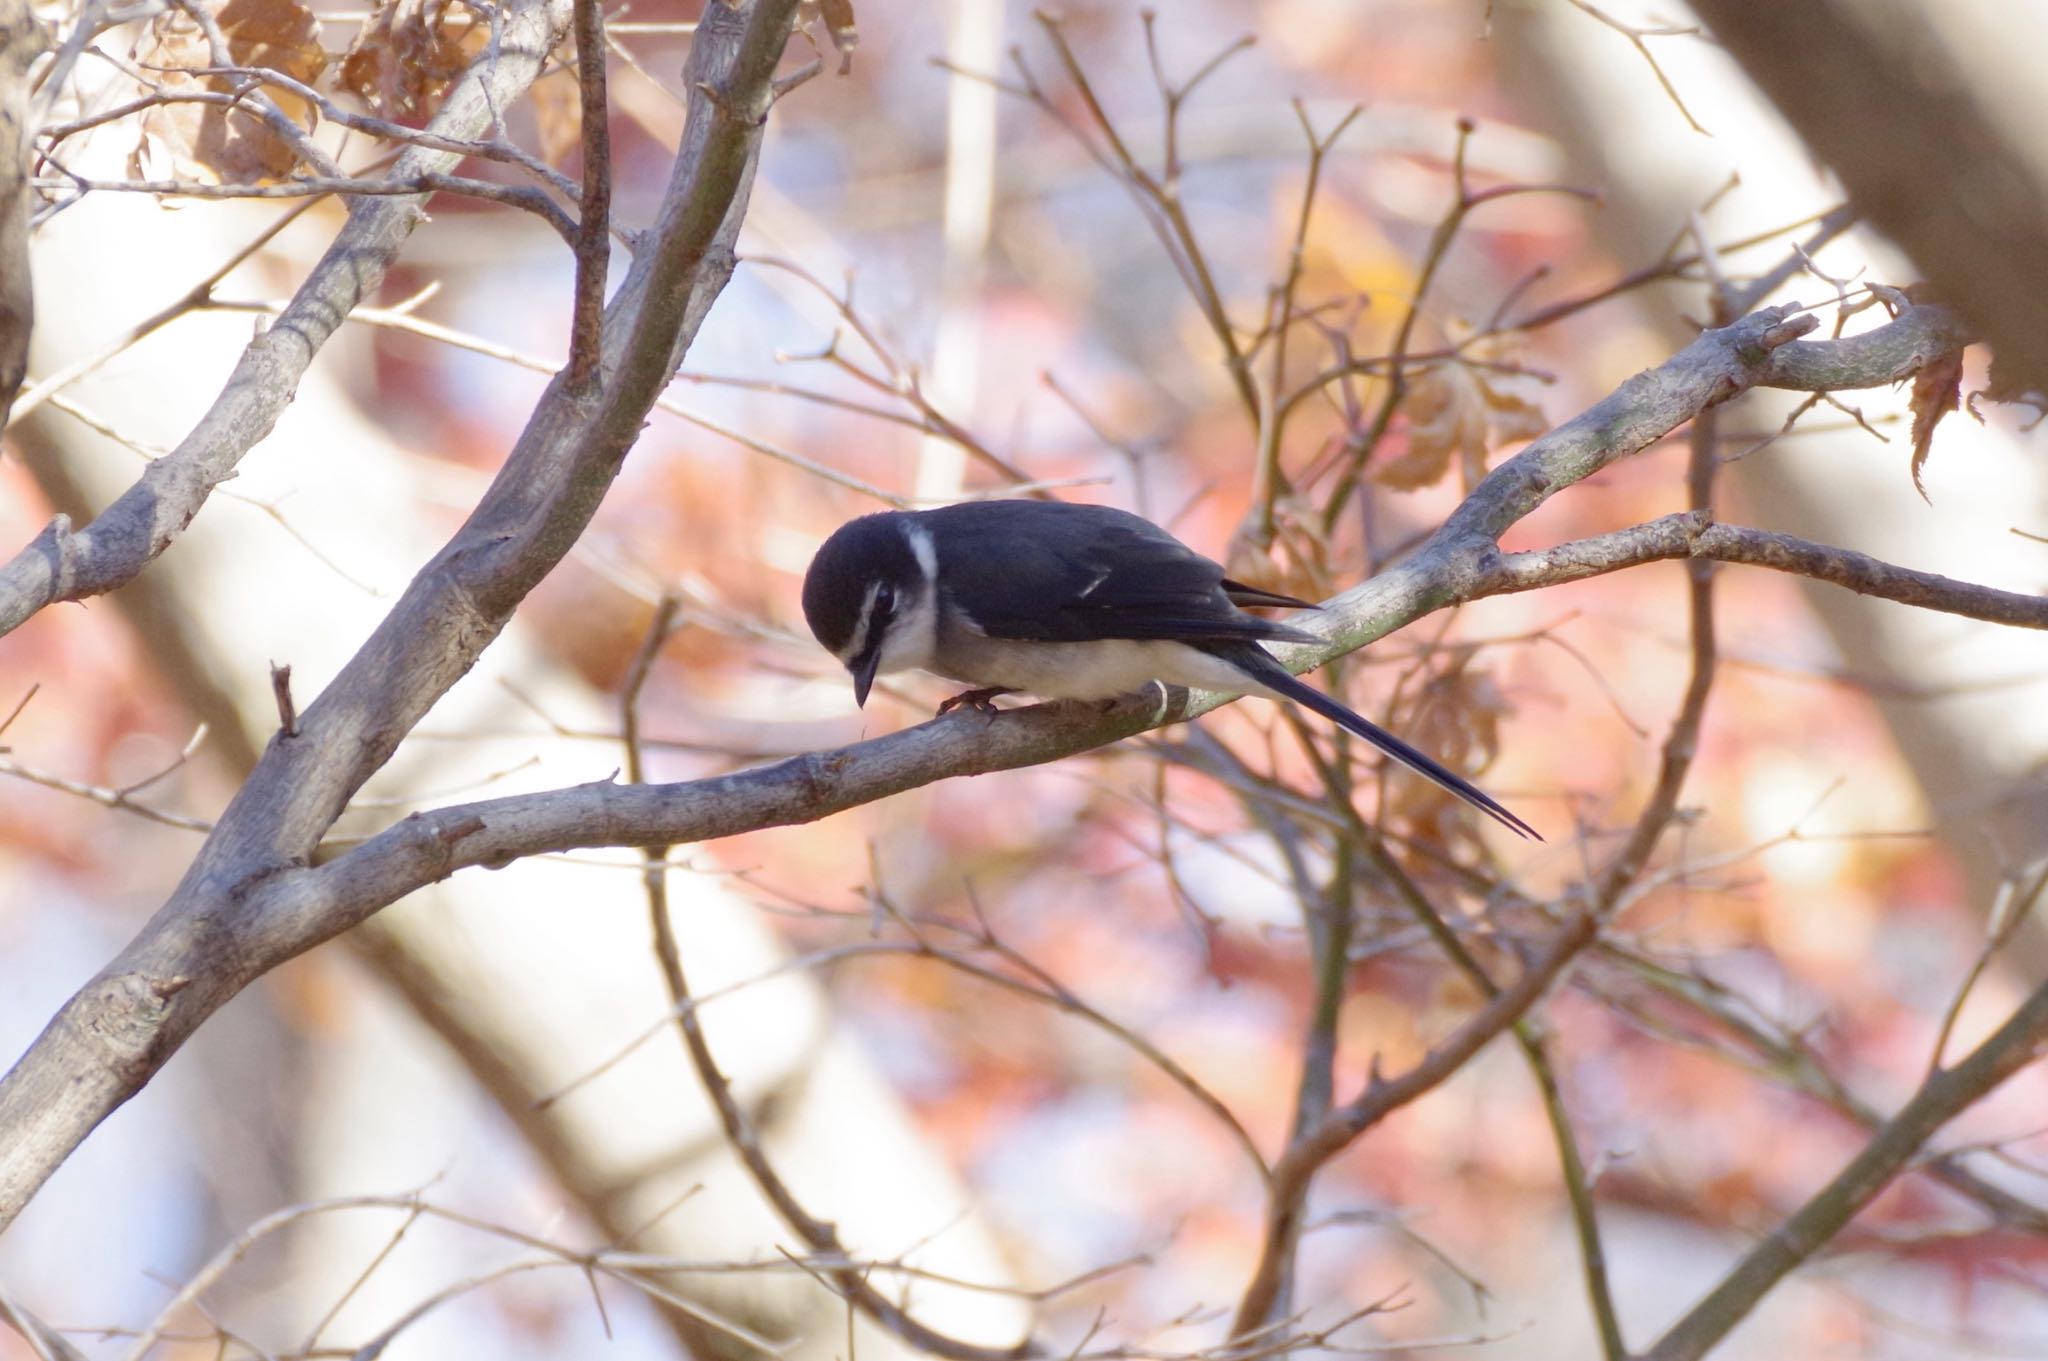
[801,511,927,707]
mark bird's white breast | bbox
[926,632,1262,701]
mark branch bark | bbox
[0,290,2003,1235]
[1642,972,2048,1361]
[0,0,804,1233]
[0,0,572,636]
[1488,513,2048,629]
[1689,0,2048,393]
[0,0,42,428]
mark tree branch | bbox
[1228,910,1602,1336]
[565,0,612,391]
[0,295,1998,1234]
[1487,513,2048,630]
[35,169,579,240]
[1642,972,2048,1361]
[0,0,573,637]
[0,0,804,1233]
[1691,0,2048,392]
[0,0,43,430]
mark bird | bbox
[801,499,1538,839]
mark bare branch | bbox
[37,75,579,198]
[1488,513,2048,630]
[0,0,806,1232]
[1564,0,1707,135]
[34,167,579,238]
[566,0,611,391]
[0,0,43,429]
[1230,910,1601,1336]
[1692,0,2048,392]
[1642,974,2048,1361]
[0,0,578,638]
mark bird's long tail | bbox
[1222,643,1542,841]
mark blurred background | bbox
[3,0,2047,1357]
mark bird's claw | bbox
[937,686,1014,717]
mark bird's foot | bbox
[937,686,1015,717]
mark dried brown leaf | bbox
[528,65,581,167]
[1375,366,1473,492]
[341,0,490,118]
[219,0,326,113]
[1386,656,1511,835]
[799,0,859,73]
[1224,494,1336,603]
[1907,345,1963,502]
[1376,360,1543,492]
[1967,347,2048,430]
[130,0,326,184]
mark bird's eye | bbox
[874,584,896,615]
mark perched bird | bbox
[801,499,1537,839]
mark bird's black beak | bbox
[850,644,881,709]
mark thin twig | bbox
[1028,13,1261,422]
[1564,0,1707,135]
[1641,974,2048,1361]
[567,0,612,391]
[1359,838,1626,1360]
[1249,100,1360,546]
[1230,910,1601,1337]
[36,167,580,240]
[10,197,321,425]
[621,595,1036,1361]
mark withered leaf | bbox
[1223,493,1335,605]
[1967,347,2048,430]
[341,0,490,118]
[130,0,326,184]
[1386,655,1511,837]
[219,0,326,112]
[798,0,859,74]
[528,65,582,167]
[1907,345,1964,503]
[1376,360,1546,492]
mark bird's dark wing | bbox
[925,500,1315,645]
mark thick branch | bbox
[0,0,803,1232]
[1691,0,2048,393]
[0,0,572,637]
